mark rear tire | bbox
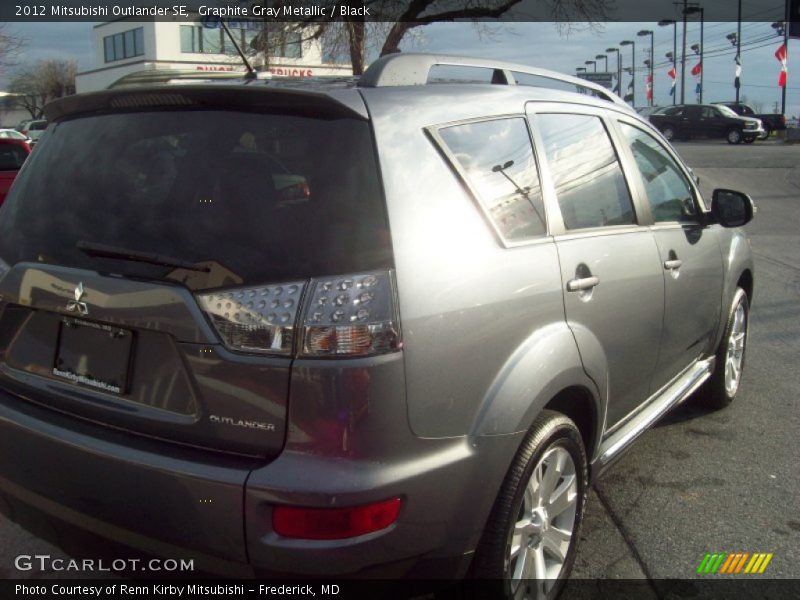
[661,125,676,141]
[473,411,587,599]
[703,287,749,409]
[727,128,743,144]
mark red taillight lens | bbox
[272,498,402,540]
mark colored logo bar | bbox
[697,552,774,574]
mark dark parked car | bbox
[649,104,764,144]
[0,138,30,207]
[714,102,786,139]
[0,54,755,595]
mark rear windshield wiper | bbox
[76,241,210,273]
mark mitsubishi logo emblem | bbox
[66,282,89,315]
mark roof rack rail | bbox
[107,69,268,89]
[358,53,628,108]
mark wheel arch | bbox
[469,322,604,445]
[737,269,754,304]
[543,386,600,466]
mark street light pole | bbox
[595,54,608,72]
[686,6,705,103]
[659,20,678,104]
[770,20,790,115]
[620,40,636,106]
[606,47,621,95]
[637,30,654,106]
[681,0,689,103]
[585,60,596,72]
[736,0,742,103]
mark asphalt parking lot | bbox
[1,139,798,587]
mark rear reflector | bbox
[272,498,402,540]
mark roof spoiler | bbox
[44,84,368,122]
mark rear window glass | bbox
[0,110,391,291]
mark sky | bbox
[1,19,796,117]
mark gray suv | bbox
[0,54,754,595]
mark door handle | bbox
[567,276,600,292]
[664,259,683,270]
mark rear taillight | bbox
[196,270,401,358]
[300,271,400,357]
[272,498,402,540]
[197,282,306,355]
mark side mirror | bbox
[711,189,755,227]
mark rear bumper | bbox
[0,385,255,576]
[0,384,519,579]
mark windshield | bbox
[0,110,392,291]
[716,105,740,118]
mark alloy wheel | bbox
[506,446,578,599]
[724,300,747,396]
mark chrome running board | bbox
[592,357,715,481]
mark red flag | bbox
[645,73,653,100]
[775,43,788,88]
[691,61,702,77]
[667,66,676,80]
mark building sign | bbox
[190,64,315,77]
[268,67,314,77]
[577,72,614,90]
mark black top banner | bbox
[0,0,793,23]
[790,0,800,37]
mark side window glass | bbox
[438,118,547,242]
[619,123,697,223]
[534,113,635,230]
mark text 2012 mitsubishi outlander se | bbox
[0,54,754,597]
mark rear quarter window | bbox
[436,117,547,243]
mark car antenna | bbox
[219,20,257,81]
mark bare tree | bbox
[251,0,610,75]
[9,59,77,119]
[0,24,26,75]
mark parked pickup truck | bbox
[649,104,764,144]
[714,102,786,139]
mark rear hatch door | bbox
[0,86,391,458]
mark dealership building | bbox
[75,18,352,92]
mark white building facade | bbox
[76,18,352,92]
